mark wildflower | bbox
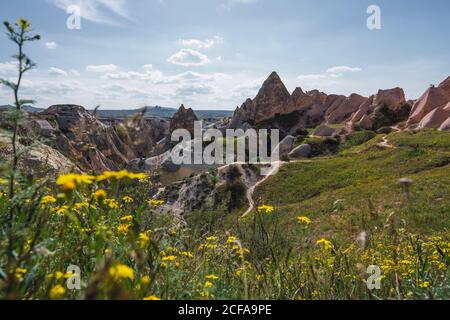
[117,224,131,235]
[143,295,161,300]
[49,285,66,300]
[40,195,57,206]
[206,274,219,280]
[15,268,27,281]
[257,205,274,214]
[146,199,165,207]
[180,251,193,258]
[206,236,217,242]
[226,236,237,244]
[104,198,120,209]
[122,196,134,204]
[316,239,334,251]
[141,276,150,285]
[138,232,150,249]
[93,189,107,201]
[161,255,177,262]
[120,215,133,223]
[297,216,312,225]
[97,170,146,182]
[56,174,95,191]
[109,264,135,280]
[204,281,214,289]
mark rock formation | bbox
[407,85,450,127]
[170,104,198,137]
[39,105,136,173]
[228,72,416,134]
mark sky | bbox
[0,0,449,110]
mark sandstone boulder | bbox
[418,102,450,129]
[314,125,336,137]
[407,86,450,126]
[288,144,311,159]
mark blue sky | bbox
[0,0,449,110]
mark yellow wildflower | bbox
[122,196,134,204]
[93,189,107,201]
[141,276,151,285]
[138,232,150,249]
[227,236,237,244]
[206,274,219,280]
[146,199,165,207]
[40,195,57,206]
[297,216,312,225]
[109,264,134,280]
[257,205,274,214]
[49,285,66,300]
[180,251,193,258]
[97,170,146,182]
[120,215,133,223]
[206,236,217,242]
[15,268,27,281]
[316,239,334,251]
[56,174,95,191]
[204,281,214,289]
[104,198,120,209]
[117,224,131,235]
[143,295,161,300]
[162,255,177,262]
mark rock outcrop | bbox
[407,85,450,127]
[418,102,450,129]
[228,72,416,134]
[170,105,198,137]
[350,88,409,130]
[39,105,136,173]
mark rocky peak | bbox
[438,76,450,95]
[170,104,199,136]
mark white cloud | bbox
[298,65,361,82]
[48,67,68,76]
[86,64,118,73]
[49,0,129,24]
[142,64,153,70]
[69,69,81,77]
[326,66,362,75]
[0,61,18,75]
[167,49,211,67]
[45,42,58,49]
[178,36,224,50]
[175,83,215,97]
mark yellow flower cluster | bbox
[257,205,274,214]
[109,264,135,280]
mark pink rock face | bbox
[418,102,450,129]
[325,93,367,124]
[373,87,406,111]
[438,76,450,96]
[407,86,450,126]
[439,117,450,131]
[251,72,291,123]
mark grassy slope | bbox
[253,130,450,243]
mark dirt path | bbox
[240,159,311,218]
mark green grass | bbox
[254,130,450,242]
